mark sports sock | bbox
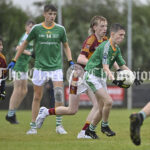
[101,121,109,127]
[82,122,90,130]
[139,111,146,121]
[56,115,62,127]
[48,108,56,115]
[8,109,16,117]
[30,122,36,129]
[89,124,96,131]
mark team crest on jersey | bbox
[46,31,51,34]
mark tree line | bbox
[0,0,150,79]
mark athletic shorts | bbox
[77,77,89,95]
[32,69,63,86]
[12,70,28,80]
[84,71,107,93]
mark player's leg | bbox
[95,89,115,136]
[129,102,150,145]
[77,89,100,139]
[6,72,28,124]
[26,69,44,135]
[35,93,80,129]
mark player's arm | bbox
[77,54,88,66]
[120,65,130,71]
[103,64,115,81]
[16,45,31,56]
[7,40,28,69]
[63,42,74,66]
[113,62,120,70]
[14,40,28,61]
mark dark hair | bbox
[25,20,35,26]
[0,36,3,43]
[110,23,125,33]
[44,4,57,12]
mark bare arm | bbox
[63,42,72,61]
[103,64,115,81]
[14,40,28,61]
[16,45,31,56]
[120,65,131,71]
[113,62,120,70]
[77,54,88,65]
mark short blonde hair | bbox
[88,16,107,35]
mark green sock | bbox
[101,121,109,127]
[30,122,36,129]
[8,109,16,117]
[89,124,96,131]
[56,115,62,127]
[139,111,146,120]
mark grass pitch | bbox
[0,109,150,150]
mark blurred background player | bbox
[0,36,7,101]
[6,20,35,124]
[129,101,150,146]
[77,16,120,138]
[7,4,74,134]
[84,23,132,139]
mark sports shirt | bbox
[14,33,33,72]
[85,39,126,78]
[26,22,67,71]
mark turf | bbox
[0,109,150,150]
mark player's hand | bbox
[0,91,6,100]
[112,79,130,88]
[68,60,74,66]
[7,60,16,69]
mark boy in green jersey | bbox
[83,23,133,139]
[8,4,74,135]
[6,20,35,124]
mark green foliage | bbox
[0,0,30,61]
[1,0,150,72]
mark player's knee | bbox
[54,87,64,103]
[68,107,78,115]
[105,99,113,107]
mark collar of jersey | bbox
[42,22,55,29]
[109,38,116,51]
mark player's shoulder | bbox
[85,34,97,45]
[55,23,65,30]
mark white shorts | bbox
[12,70,28,80]
[84,72,107,93]
[77,77,89,94]
[32,69,63,86]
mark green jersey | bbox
[14,33,33,72]
[85,40,126,77]
[26,22,67,71]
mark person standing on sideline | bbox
[5,20,35,124]
[0,36,7,101]
[7,4,74,135]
